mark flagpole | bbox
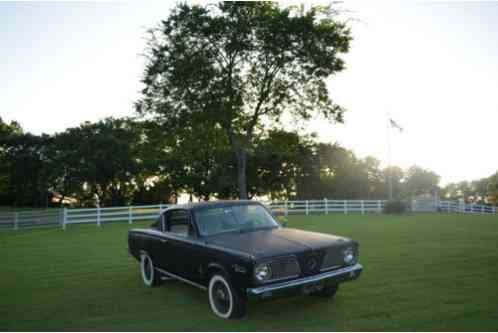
[387,114,393,200]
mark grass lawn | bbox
[1,213,497,331]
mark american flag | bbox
[389,119,403,132]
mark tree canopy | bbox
[0,116,458,208]
[136,1,352,198]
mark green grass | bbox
[1,213,497,331]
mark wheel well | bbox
[206,263,228,279]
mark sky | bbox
[1,1,497,185]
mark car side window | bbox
[165,209,193,238]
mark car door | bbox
[162,209,202,280]
[149,212,171,270]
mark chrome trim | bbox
[132,229,204,246]
[320,264,341,272]
[247,263,362,296]
[155,267,207,291]
[264,274,300,283]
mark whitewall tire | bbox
[140,253,162,287]
[208,273,246,319]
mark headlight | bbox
[254,263,272,282]
[343,248,355,265]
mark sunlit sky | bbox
[1,1,497,185]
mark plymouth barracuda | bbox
[128,200,362,319]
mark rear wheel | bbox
[208,273,246,319]
[140,253,163,287]
[313,284,339,298]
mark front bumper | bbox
[246,263,363,299]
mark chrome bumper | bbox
[247,263,362,297]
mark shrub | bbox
[383,200,406,214]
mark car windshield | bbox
[194,204,279,236]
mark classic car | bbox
[128,200,363,319]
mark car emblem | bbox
[307,257,318,271]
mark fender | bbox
[206,262,229,277]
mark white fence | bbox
[0,199,496,231]
[0,209,63,230]
[439,200,497,214]
[64,204,169,229]
[267,199,385,215]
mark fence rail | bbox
[266,199,385,215]
[0,199,496,231]
[0,209,62,230]
[438,200,497,214]
[64,204,170,229]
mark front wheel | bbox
[140,253,163,287]
[208,274,247,319]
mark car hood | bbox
[205,227,352,259]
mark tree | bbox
[314,144,384,199]
[50,118,145,206]
[0,118,23,203]
[403,165,440,197]
[251,130,316,199]
[487,171,498,205]
[136,2,351,199]
[162,122,237,201]
[0,132,52,207]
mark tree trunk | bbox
[236,148,248,199]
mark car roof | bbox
[164,200,262,212]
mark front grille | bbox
[268,256,301,281]
[298,253,324,276]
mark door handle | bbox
[160,239,168,243]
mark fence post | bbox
[324,198,328,214]
[378,200,382,213]
[361,200,365,214]
[284,201,288,216]
[159,203,163,213]
[344,200,348,214]
[14,212,19,230]
[62,208,67,230]
[305,200,309,215]
[128,206,133,224]
[97,205,101,227]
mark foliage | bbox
[250,130,316,200]
[136,1,351,198]
[441,173,498,205]
[402,166,440,197]
[48,118,145,206]
[486,172,498,204]
[0,118,52,206]
[382,200,407,214]
[0,115,452,207]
